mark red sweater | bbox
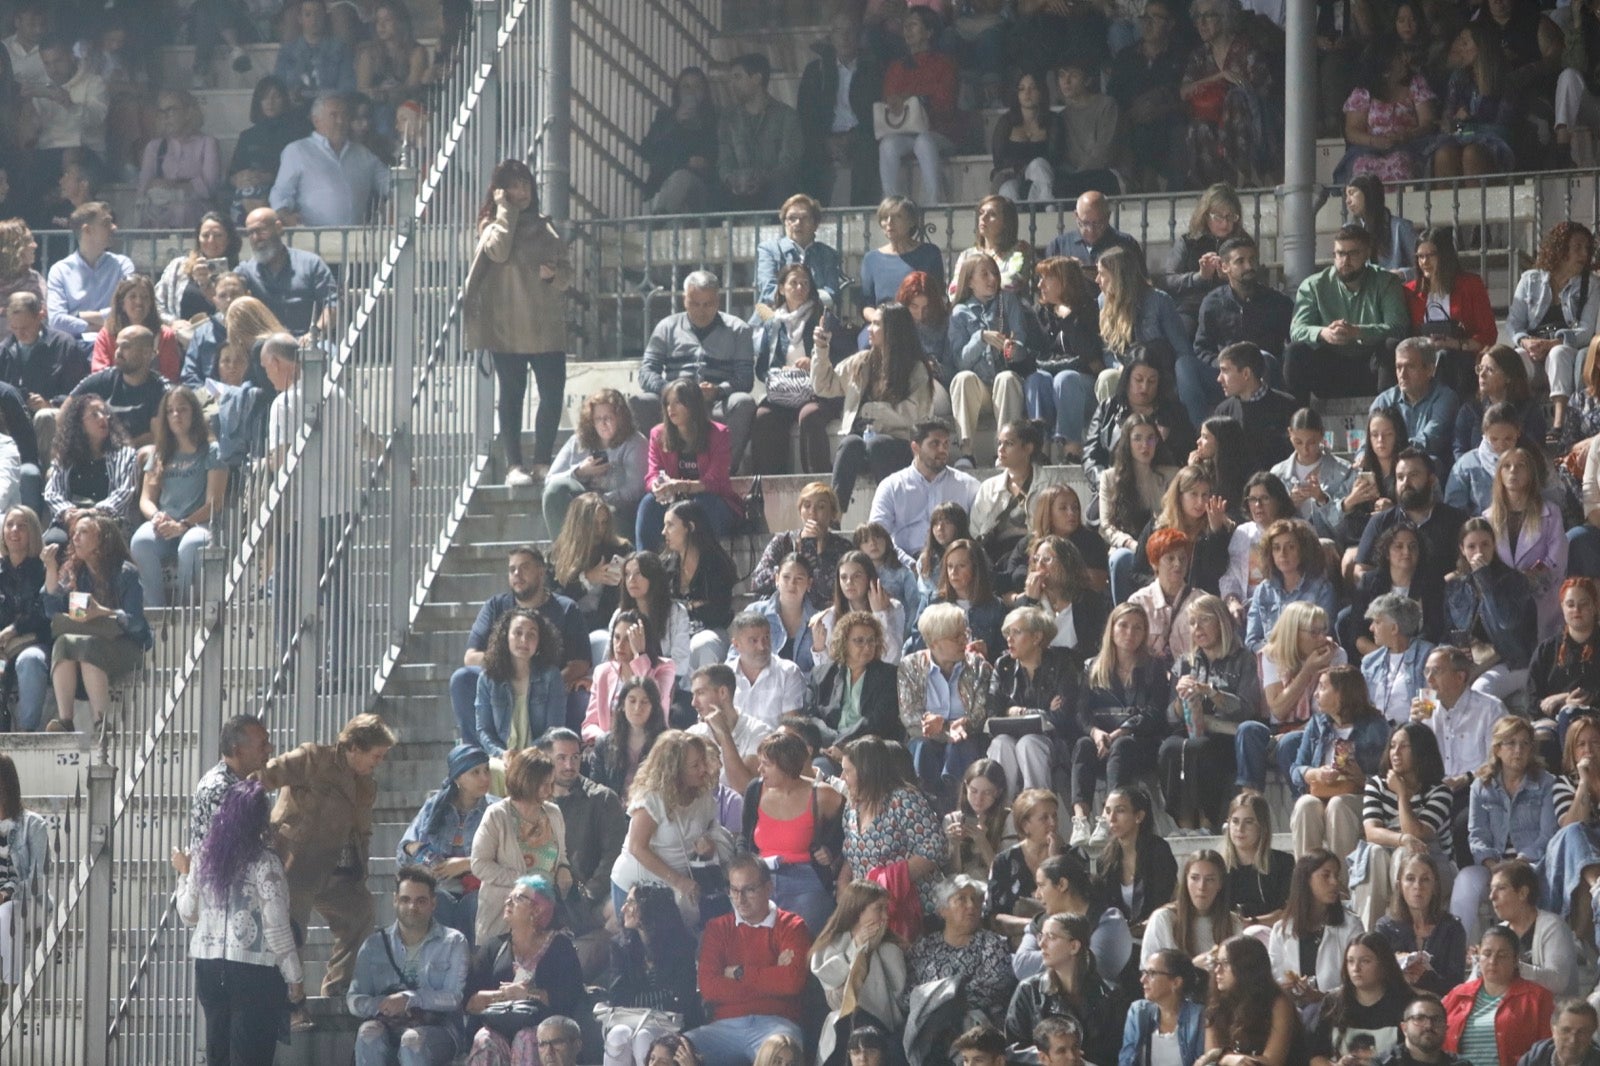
[883,51,962,139]
[696,909,813,1023]
[1404,272,1497,351]
[1442,976,1551,1066]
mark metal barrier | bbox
[0,0,547,1058]
[566,168,1600,361]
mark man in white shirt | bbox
[32,38,108,161]
[729,611,806,729]
[3,3,48,94]
[1415,644,1504,867]
[869,419,981,555]
[689,663,772,793]
[270,93,390,227]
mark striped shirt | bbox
[1362,776,1454,856]
[1457,989,1502,1066]
[1552,774,1598,823]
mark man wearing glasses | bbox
[1514,999,1600,1066]
[531,1017,584,1066]
[1042,191,1144,282]
[1378,994,1466,1065]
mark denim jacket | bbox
[1360,640,1433,720]
[947,292,1041,387]
[1508,268,1600,350]
[347,920,469,1032]
[739,593,816,676]
[1444,562,1537,670]
[474,666,567,757]
[43,561,152,650]
[755,236,843,307]
[1245,573,1337,652]
[396,789,491,868]
[1289,711,1391,793]
[1119,998,1207,1066]
[1468,770,1558,865]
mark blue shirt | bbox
[347,920,468,1028]
[273,36,356,97]
[1043,227,1143,272]
[925,658,967,721]
[237,246,338,337]
[1098,285,1194,364]
[45,250,136,337]
[858,243,946,308]
[1370,380,1461,475]
[755,237,842,307]
[269,132,391,226]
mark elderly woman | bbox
[1361,592,1437,727]
[985,605,1079,796]
[897,603,995,802]
[1127,529,1203,662]
[749,483,854,610]
[906,875,1017,1026]
[1181,0,1275,188]
[816,611,905,758]
[397,744,495,944]
[258,713,394,997]
[1163,594,1264,834]
[471,748,571,944]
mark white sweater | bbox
[175,851,302,984]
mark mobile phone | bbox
[207,257,229,275]
[590,450,608,463]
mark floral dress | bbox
[843,786,947,912]
[1425,69,1518,171]
[1183,37,1276,187]
[1343,75,1436,181]
[904,929,1018,1023]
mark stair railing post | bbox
[474,0,501,462]
[293,345,326,740]
[82,760,116,1066]
[389,165,418,647]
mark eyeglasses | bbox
[538,1037,576,1049]
[1139,968,1175,978]
[1404,1015,1446,1028]
[1208,211,1241,224]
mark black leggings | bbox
[493,351,565,467]
[195,957,286,1066]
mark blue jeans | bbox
[773,861,833,937]
[636,492,735,553]
[683,1016,803,1066]
[1109,548,1137,605]
[12,645,49,731]
[450,665,481,746]
[433,888,478,949]
[1174,353,1222,429]
[1052,369,1098,446]
[355,1019,458,1066]
[1234,721,1304,792]
[1570,525,1600,579]
[130,521,213,607]
[908,735,976,798]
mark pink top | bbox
[580,653,677,742]
[138,134,222,201]
[644,421,743,517]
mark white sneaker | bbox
[1069,815,1092,848]
[1088,819,1110,848]
[504,466,534,487]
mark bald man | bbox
[1043,191,1145,275]
[69,324,169,445]
[236,207,338,337]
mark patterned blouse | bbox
[904,928,1018,1023]
[844,786,948,912]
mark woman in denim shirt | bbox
[1118,949,1206,1066]
[1287,666,1391,860]
[1454,717,1555,942]
[1096,246,1208,428]
[1507,221,1599,437]
[946,253,1042,466]
[396,744,494,944]
[1245,518,1338,652]
[1360,592,1436,727]
[1445,518,1537,703]
[474,609,567,773]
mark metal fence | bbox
[565,167,1600,361]
[0,0,547,1058]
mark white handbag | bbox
[873,97,931,139]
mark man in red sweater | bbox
[683,854,812,1065]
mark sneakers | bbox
[504,466,534,487]
[1069,814,1092,848]
[44,718,75,733]
[1087,818,1110,848]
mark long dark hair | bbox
[608,609,664,667]
[664,498,733,579]
[62,514,131,610]
[1415,225,1461,296]
[1199,415,1249,507]
[195,780,272,902]
[1347,175,1394,259]
[919,501,974,580]
[1097,785,1158,873]
[935,537,997,607]
[1284,848,1348,938]
[1110,413,1163,536]
[191,210,242,264]
[1379,720,1447,789]
[55,394,129,466]
[1207,935,1288,1056]
[661,378,712,458]
[619,551,674,632]
[248,75,291,124]
[0,753,22,820]
[1321,932,1410,1031]
[608,677,666,782]
[152,386,212,465]
[865,302,923,405]
[477,157,538,227]
[1357,406,1406,479]
[832,549,881,618]
[619,880,696,970]
[1166,849,1238,956]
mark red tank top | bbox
[753,792,816,865]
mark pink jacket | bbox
[1490,499,1567,641]
[580,654,677,742]
[645,421,743,517]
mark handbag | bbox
[985,714,1045,737]
[873,97,931,140]
[376,933,453,1029]
[738,476,768,537]
[51,614,126,640]
[477,998,549,1038]
[591,1004,684,1034]
[763,366,815,409]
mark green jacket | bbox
[1289,263,1411,346]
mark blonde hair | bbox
[1097,245,1146,354]
[1185,593,1237,660]
[1088,602,1151,688]
[1219,790,1274,869]
[1487,445,1547,543]
[797,481,840,518]
[753,1034,806,1066]
[0,506,43,559]
[223,297,287,362]
[1262,601,1331,679]
[550,493,618,586]
[628,730,711,812]
[0,219,35,279]
[917,601,969,645]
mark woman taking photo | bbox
[1485,444,1567,642]
[92,275,183,381]
[973,420,1069,565]
[1098,414,1179,567]
[742,730,844,934]
[43,394,140,549]
[0,507,50,732]
[173,781,305,1062]
[1509,221,1599,438]
[1002,483,1108,599]
[1455,717,1555,941]
[1096,247,1205,427]
[550,494,634,637]
[1344,525,1446,664]
[1351,722,1456,929]
[1032,257,1105,463]
[1269,849,1364,1005]
[154,212,241,322]
[610,731,733,925]
[810,879,908,1064]
[1237,603,1347,794]
[41,514,151,733]
[588,679,668,797]
[1162,183,1250,337]
[582,612,674,744]
[1121,949,1206,1066]
[1127,529,1203,661]
[662,500,736,670]
[1246,518,1337,653]
[815,611,905,752]
[944,760,1014,880]
[1375,850,1466,995]
[858,198,947,315]
[1308,933,1411,1065]
[638,380,741,553]
[464,158,573,486]
[1287,666,1390,859]
[1406,227,1497,396]
[812,303,937,512]
[1090,786,1177,937]
[544,389,648,540]
[1006,913,1121,1066]
[946,253,1042,467]
[130,388,227,607]
[750,483,854,609]
[837,735,947,915]
[811,552,905,671]
[1143,849,1242,966]
[1221,791,1294,928]
[464,875,587,1066]
[473,609,566,769]
[1442,924,1554,1066]
[907,875,1017,1027]
[1163,594,1264,833]
[1338,407,1406,552]
[985,605,1079,796]
[397,744,494,944]
[604,882,702,1066]
[1068,605,1169,847]
[1445,517,1537,703]
[1207,934,1306,1066]
[470,747,571,944]
[896,603,994,800]
[985,788,1064,938]
[749,263,849,476]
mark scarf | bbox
[770,300,817,369]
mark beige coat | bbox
[463,200,573,354]
[470,797,569,943]
[810,348,935,440]
[258,743,375,884]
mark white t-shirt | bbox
[1378,651,1413,725]
[268,377,371,518]
[1150,1030,1184,1066]
[688,711,773,789]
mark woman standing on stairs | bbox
[464,158,573,487]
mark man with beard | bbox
[868,418,979,555]
[1195,236,1293,375]
[1283,225,1410,405]
[534,727,624,979]
[1375,994,1467,1066]
[1353,447,1467,586]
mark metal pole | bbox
[293,346,325,738]
[82,761,116,1066]
[475,0,502,462]
[1280,0,1317,287]
[540,0,572,222]
[196,544,228,763]
[389,166,418,648]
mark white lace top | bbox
[175,850,303,984]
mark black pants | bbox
[1071,734,1158,809]
[833,434,913,511]
[492,351,565,468]
[1282,340,1391,406]
[1158,732,1236,828]
[195,957,286,1066]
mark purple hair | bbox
[196,780,272,901]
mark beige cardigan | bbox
[463,200,573,354]
[810,348,935,440]
[470,797,569,943]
